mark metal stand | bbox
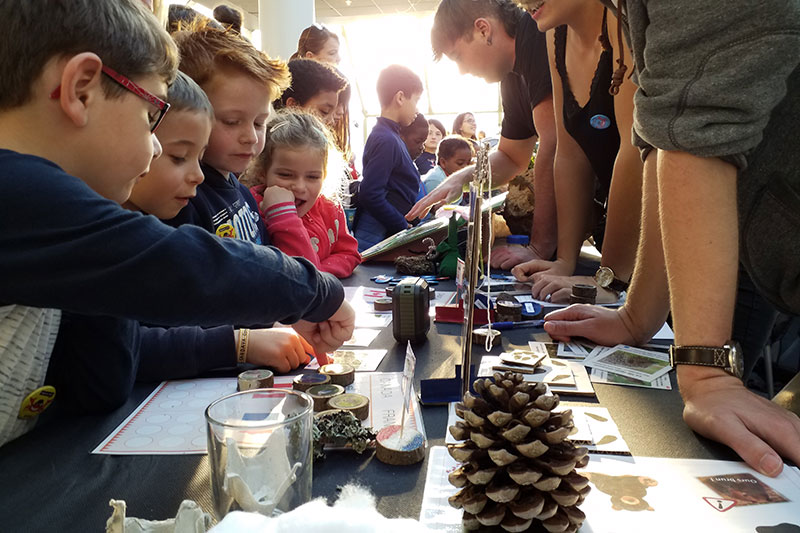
[460,144,491,397]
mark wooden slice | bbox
[327,393,370,420]
[375,425,425,465]
[319,363,356,387]
[292,372,330,392]
[237,369,274,391]
[306,383,345,411]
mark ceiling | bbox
[197,0,441,22]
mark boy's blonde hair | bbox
[173,20,290,101]
[0,0,178,111]
[244,108,345,201]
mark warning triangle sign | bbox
[703,497,737,512]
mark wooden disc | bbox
[319,363,356,387]
[472,327,501,347]
[327,393,370,420]
[375,425,425,465]
[306,383,345,411]
[374,297,393,311]
[237,369,274,391]
[292,373,330,392]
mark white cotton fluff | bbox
[209,484,431,533]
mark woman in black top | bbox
[512,1,642,304]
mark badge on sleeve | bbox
[18,386,56,419]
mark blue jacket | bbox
[355,117,421,250]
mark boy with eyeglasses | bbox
[0,0,353,447]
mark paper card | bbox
[304,349,388,372]
[479,355,575,386]
[584,345,672,383]
[418,446,464,532]
[546,358,595,397]
[557,341,590,358]
[354,313,392,329]
[343,328,381,347]
[565,406,630,454]
[697,473,789,507]
[590,369,673,390]
[419,451,800,532]
[499,349,546,368]
[527,341,559,358]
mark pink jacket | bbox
[251,186,361,278]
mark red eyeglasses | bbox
[50,65,170,133]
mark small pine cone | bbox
[447,372,590,532]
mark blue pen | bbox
[491,320,545,330]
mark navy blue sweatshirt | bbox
[0,150,342,325]
[165,163,267,244]
[354,117,420,249]
[1,150,345,411]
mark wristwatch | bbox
[594,266,629,294]
[668,342,744,379]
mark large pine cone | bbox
[447,372,590,532]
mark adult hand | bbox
[406,176,464,221]
[511,258,573,282]
[260,185,295,211]
[543,304,638,346]
[245,328,311,373]
[530,275,619,304]
[679,366,800,477]
[491,243,547,270]
[292,300,356,361]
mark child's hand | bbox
[244,328,312,373]
[292,301,356,357]
[260,185,295,210]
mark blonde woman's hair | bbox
[242,108,345,202]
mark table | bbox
[0,264,736,532]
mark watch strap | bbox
[669,345,730,369]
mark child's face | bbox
[424,124,443,152]
[398,91,421,127]
[265,146,325,218]
[127,110,212,219]
[86,73,168,203]
[302,90,339,127]
[202,70,272,175]
[403,126,429,161]
[440,147,473,176]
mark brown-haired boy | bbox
[165,22,291,244]
[0,0,353,447]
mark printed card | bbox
[584,344,672,383]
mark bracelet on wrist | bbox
[236,328,250,364]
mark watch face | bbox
[595,266,614,288]
[727,343,744,379]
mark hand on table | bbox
[529,275,619,304]
[245,328,312,373]
[406,177,463,221]
[259,185,295,211]
[291,300,356,364]
[679,366,800,477]
[511,258,572,282]
[491,243,549,270]
[543,304,639,346]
